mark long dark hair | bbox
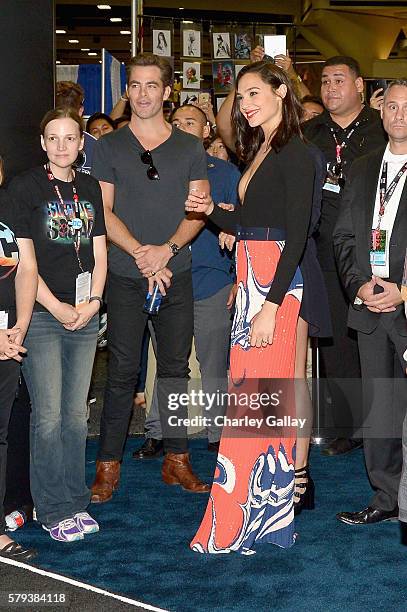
[232,61,304,163]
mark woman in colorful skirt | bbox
[185,61,320,554]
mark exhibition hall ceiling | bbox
[55,1,407,65]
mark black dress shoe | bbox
[0,541,37,561]
[322,438,363,456]
[207,441,220,452]
[336,506,399,525]
[132,438,163,459]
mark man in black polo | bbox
[303,56,386,455]
[90,53,210,502]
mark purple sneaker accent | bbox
[74,512,99,534]
[42,518,84,542]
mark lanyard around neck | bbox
[45,164,84,273]
[329,117,365,163]
[376,159,407,230]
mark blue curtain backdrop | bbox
[77,64,102,116]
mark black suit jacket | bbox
[333,145,407,335]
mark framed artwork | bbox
[182,29,201,57]
[180,91,199,105]
[216,96,227,112]
[212,60,235,93]
[234,31,252,59]
[234,63,247,79]
[213,33,231,59]
[152,30,171,57]
[183,62,201,89]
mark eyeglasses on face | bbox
[140,150,160,180]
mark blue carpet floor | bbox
[15,439,407,612]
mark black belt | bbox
[236,226,286,241]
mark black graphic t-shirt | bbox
[0,189,20,310]
[10,166,105,310]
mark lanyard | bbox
[329,118,364,163]
[45,164,85,273]
[376,160,407,231]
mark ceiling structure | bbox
[55,1,407,76]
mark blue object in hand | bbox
[143,283,162,315]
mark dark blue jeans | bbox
[22,312,98,528]
[99,269,193,460]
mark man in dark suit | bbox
[302,56,386,455]
[333,80,407,524]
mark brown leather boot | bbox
[91,460,120,503]
[162,452,210,493]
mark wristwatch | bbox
[166,240,180,257]
[89,296,103,307]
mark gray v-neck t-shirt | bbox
[92,124,208,279]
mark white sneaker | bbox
[43,518,84,542]
[73,512,99,534]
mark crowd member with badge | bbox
[333,80,407,526]
[0,156,37,560]
[302,56,387,456]
[8,108,107,542]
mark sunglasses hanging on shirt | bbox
[140,150,160,181]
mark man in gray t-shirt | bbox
[90,54,210,502]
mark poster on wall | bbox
[182,29,201,57]
[152,29,171,57]
[216,96,227,112]
[212,60,235,93]
[234,31,252,59]
[213,33,231,59]
[180,91,199,105]
[182,62,201,89]
[234,63,248,79]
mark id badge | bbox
[323,181,341,194]
[0,311,8,330]
[370,229,388,267]
[75,271,91,308]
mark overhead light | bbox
[68,39,79,44]
[56,60,61,64]
[120,30,131,35]
[182,20,193,24]
[179,7,184,9]
[55,29,66,34]
[88,52,98,56]
[110,17,122,22]
[81,48,90,51]
[97,4,111,8]
[99,60,102,63]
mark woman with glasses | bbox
[0,156,37,560]
[186,61,327,553]
[8,108,107,543]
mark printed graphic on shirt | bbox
[0,221,19,280]
[47,199,95,244]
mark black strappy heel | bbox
[294,465,315,515]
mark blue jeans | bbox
[22,312,98,528]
